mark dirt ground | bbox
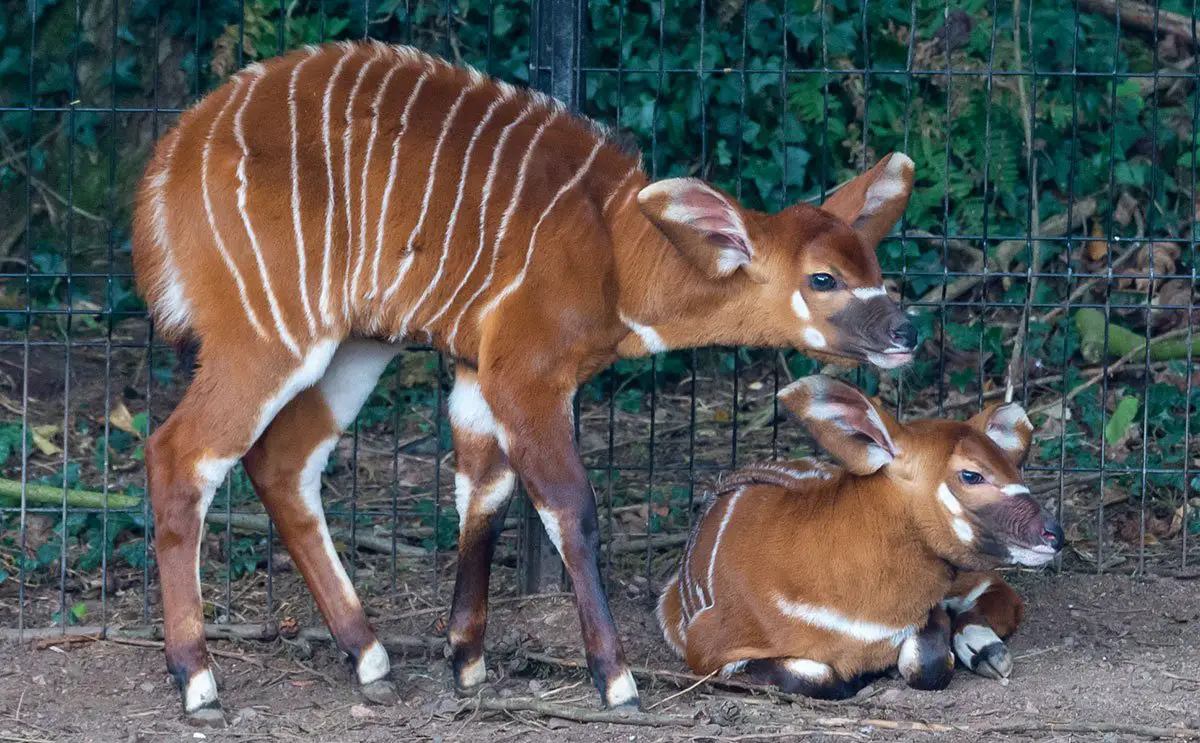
[1,572,1198,742]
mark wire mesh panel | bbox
[0,0,1197,639]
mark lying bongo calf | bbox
[657,375,1063,698]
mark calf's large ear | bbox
[818,152,915,251]
[778,375,898,475]
[638,178,759,281]
[967,402,1034,466]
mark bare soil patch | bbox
[1,572,1198,742]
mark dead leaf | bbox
[1085,222,1107,262]
[1114,192,1139,227]
[109,402,141,438]
[31,424,61,456]
[1101,487,1129,508]
[1166,506,1185,539]
[1119,242,1180,292]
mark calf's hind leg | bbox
[146,341,337,724]
[943,571,1025,680]
[241,340,399,702]
[743,658,873,699]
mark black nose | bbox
[889,320,918,350]
[1041,518,1065,551]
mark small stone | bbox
[1024,702,1040,715]
[31,674,46,686]
[187,707,227,729]
[545,718,571,730]
[1157,678,1176,693]
[361,679,399,705]
[528,680,544,693]
[350,704,376,719]
[139,681,156,693]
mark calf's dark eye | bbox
[809,273,837,291]
[959,470,984,485]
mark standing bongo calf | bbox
[132,41,921,722]
[658,376,1064,697]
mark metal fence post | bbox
[521,0,583,594]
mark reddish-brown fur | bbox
[657,376,1062,697]
[131,40,923,720]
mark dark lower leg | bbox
[545,503,638,708]
[898,606,954,691]
[448,502,512,691]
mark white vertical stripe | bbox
[451,110,560,340]
[445,103,537,355]
[409,88,512,337]
[351,59,403,302]
[370,67,432,300]
[603,164,639,214]
[384,80,479,307]
[341,49,381,320]
[146,129,193,333]
[289,49,320,336]
[479,139,602,321]
[704,488,743,610]
[320,46,353,326]
[200,77,269,339]
[234,68,302,358]
[680,508,704,618]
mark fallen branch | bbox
[522,651,840,706]
[0,623,443,654]
[204,512,428,557]
[1075,308,1200,363]
[978,720,1200,739]
[1079,0,1200,46]
[606,533,689,555]
[460,696,697,727]
[1029,318,1200,417]
[0,478,428,557]
[812,717,956,733]
[0,478,141,510]
[918,199,1095,305]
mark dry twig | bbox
[459,696,697,728]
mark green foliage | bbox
[0,424,29,468]
[1104,395,1138,448]
[2,0,1196,581]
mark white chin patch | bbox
[866,351,913,369]
[1008,545,1057,567]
